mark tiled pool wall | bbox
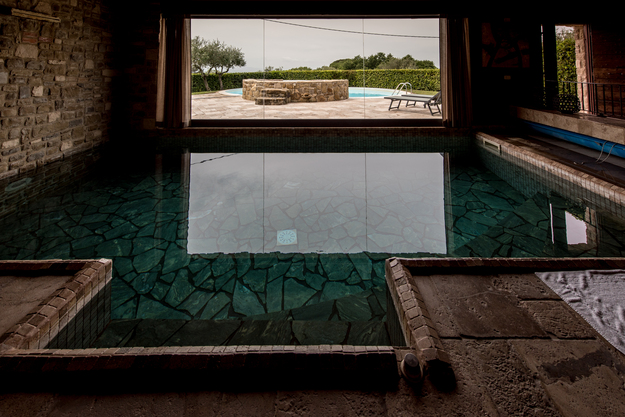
[46,279,111,350]
[0,260,112,351]
[152,129,474,155]
[476,132,625,221]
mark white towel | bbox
[535,269,625,354]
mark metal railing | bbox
[545,80,625,119]
[391,82,412,96]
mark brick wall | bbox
[0,0,114,180]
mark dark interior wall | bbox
[588,23,625,116]
[110,1,162,134]
[469,17,543,125]
[590,24,625,85]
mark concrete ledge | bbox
[476,131,625,212]
[512,106,625,145]
[0,260,400,388]
[0,260,112,351]
[383,257,624,386]
[0,345,400,391]
[385,258,450,371]
[394,257,625,275]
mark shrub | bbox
[192,69,440,93]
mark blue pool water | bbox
[2,140,625,346]
[348,88,397,98]
[223,87,396,98]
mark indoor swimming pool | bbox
[1,138,624,347]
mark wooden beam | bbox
[0,6,60,23]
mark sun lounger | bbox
[385,91,441,115]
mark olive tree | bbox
[191,37,246,91]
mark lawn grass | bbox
[407,89,438,96]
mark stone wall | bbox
[0,0,115,180]
[573,25,590,110]
[242,79,349,103]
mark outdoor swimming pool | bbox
[1,137,624,347]
[223,87,398,98]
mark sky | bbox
[191,19,440,72]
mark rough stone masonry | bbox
[0,0,113,181]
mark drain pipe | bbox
[400,352,424,384]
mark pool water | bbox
[2,143,625,347]
[347,88,398,98]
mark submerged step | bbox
[91,318,394,348]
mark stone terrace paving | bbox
[192,91,441,119]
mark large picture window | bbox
[188,18,441,126]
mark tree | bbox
[365,52,390,69]
[191,37,246,91]
[377,54,437,70]
[329,53,437,70]
[329,57,360,70]
[191,36,213,91]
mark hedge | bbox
[192,69,440,93]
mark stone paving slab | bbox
[417,273,548,339]
[0,260,112,351]
[389,257,625,416]
[512,339,625,416]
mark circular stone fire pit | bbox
[242,79,349,104]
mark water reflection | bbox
[187,153,447,254]
[565,211,588,245]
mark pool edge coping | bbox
[0,259,402,382]
[0,259,112,352]
[476,131,625,208]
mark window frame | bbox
[187,15,444,128]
